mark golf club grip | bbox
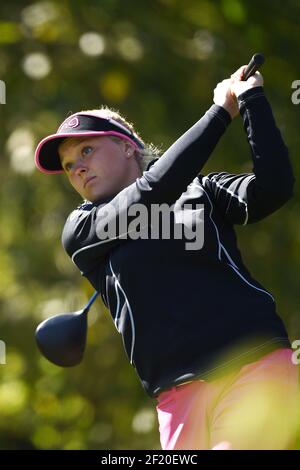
[242,53,265,81]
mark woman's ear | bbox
[123,141,135,158]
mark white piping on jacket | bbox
[209,174,256,226]
[109,260,136,364]
[202,177,275,302]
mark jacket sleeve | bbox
[62,105,231,275]
[201,87,295,225]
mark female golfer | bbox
[35,65,298,450]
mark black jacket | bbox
[62,87,295,398]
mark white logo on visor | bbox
[66,117,80,128]
[58,116,80,131]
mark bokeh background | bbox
[0,0,300,450]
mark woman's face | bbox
[58,135,140,202]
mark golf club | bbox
[35,290,98,367]
[242,53,265,81]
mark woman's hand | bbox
[213,66,264,119]
[230,65,264,98]
[213,78,239,119]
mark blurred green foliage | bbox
[0,0,300,450]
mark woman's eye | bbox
[82,146,93,157]
[65,162,73,172]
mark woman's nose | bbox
[74,159,88,175]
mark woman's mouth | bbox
[84,176,97,187]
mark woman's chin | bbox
[84,188,111,203]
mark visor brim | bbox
[35,131,141,174]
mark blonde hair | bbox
[77,105,162,172]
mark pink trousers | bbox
[155,348,299,450]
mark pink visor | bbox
[34,113,144,174]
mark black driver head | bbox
[35,309,88,367]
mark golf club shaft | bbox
[83,291,99,313]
